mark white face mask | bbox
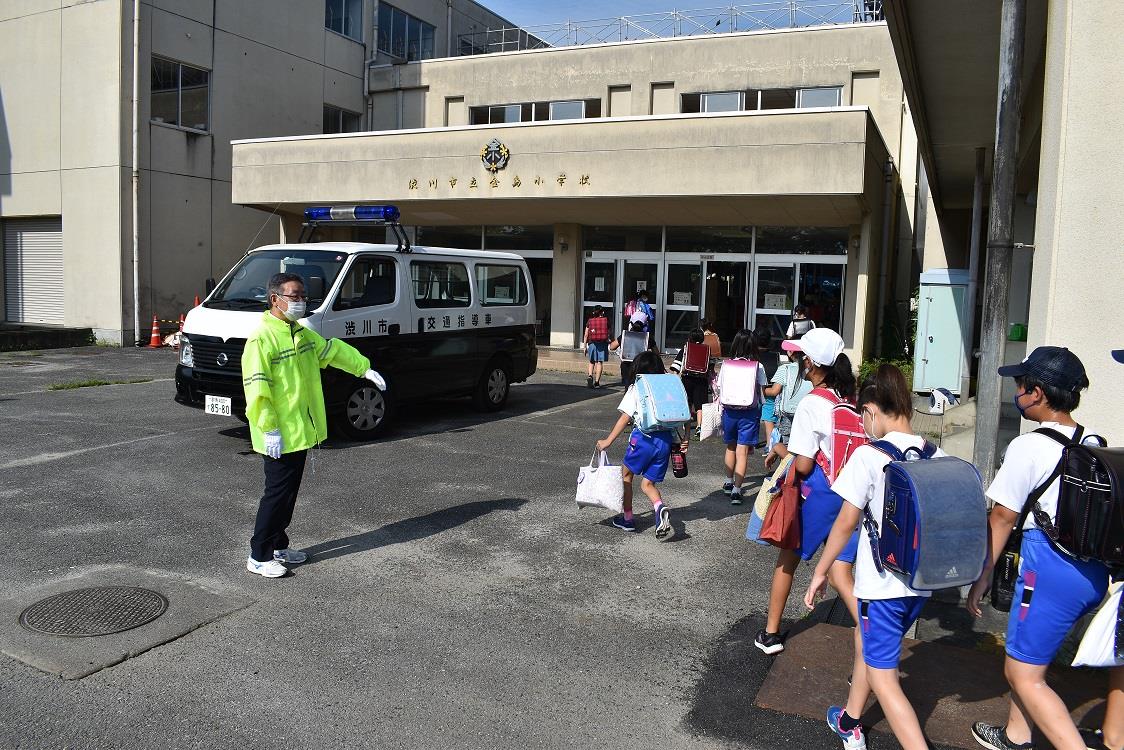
[281,300,306,321]
[861,408,880,441]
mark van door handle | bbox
[388,324,400,335]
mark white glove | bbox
[364,369,387,391]
[264,429,283,459]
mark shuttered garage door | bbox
[3,218,64,325]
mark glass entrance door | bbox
[753,263,796,348]
[798,263,845,333]
[703,261,748,353]
[663,262,702,351]
[622,261,658,338]
[582,260,616,339]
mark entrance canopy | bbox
[231,108,890,227]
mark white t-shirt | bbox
[617,386,637,419]
[987,422,1099,531]
[786,389,837,460]
[832,432,945,600]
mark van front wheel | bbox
[474,359,511,411]
[337,381,392,439]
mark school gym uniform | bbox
[786,390,859,563]
[718,358,768,446]
[987,423,1110,666]
[832,433,943,668]
[617,387,675,482]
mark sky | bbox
[479,1,676,28]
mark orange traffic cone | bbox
[194,295,201,307]
[148,314,162,348]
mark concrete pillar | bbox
[279,213,302,244]
[549,223,581,348]
[1027,1,1124,442]
[841,216,871,364]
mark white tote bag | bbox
[575,451,624,514]
[1073,581,1124,668]
[700,402,723,441]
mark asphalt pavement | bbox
[0,347,944,749]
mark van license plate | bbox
[205,395,232,416]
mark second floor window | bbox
[151,57,209,131]
[324,105,362,134]
[377,3,436,61]
[325,0,362,41]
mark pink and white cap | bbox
[781,328,845,367]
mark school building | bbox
[228,7,933,367]
[882,1,1124,447]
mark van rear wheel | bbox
[338,381,392,439]
[474,359,511,411]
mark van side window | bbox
[411,261,471,308]
[476,264,528,306]
[334,256,397,310]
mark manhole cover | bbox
[19,586,168,637]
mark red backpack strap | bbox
[809,387,840,405]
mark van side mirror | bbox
[205,277,216,294]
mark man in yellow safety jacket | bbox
[241,272,385,578]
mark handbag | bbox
[700,402,722,441]
[575,450,624,514]
[747,453,795,544]
[1072,580,1124,668]
[991,427,1083,611]
[759,461,802,550]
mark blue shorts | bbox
[1005,529,1110,665]
[860,596,928,669]
[722,406,761,446]
[623,428,674,483]
[587,341,609,362]
[761,397,777,423]
[795,464,858,564]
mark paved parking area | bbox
[0,346,1011,749]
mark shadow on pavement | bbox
[300,498,528,563]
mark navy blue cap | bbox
[1114,350,1124,364]
[997,346,1087,392]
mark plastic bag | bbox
[1073,581,1124,668]
[700,402,722,441]
[575,450,624,514]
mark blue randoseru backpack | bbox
[862,440,988,590]
[633,374,692,433]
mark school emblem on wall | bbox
[481,139,510,173]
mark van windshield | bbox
[207,250,348,310]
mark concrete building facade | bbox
[0,0,512,343]
[232,20,928,363]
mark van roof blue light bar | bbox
[300,204,411,252]
[303,204,401,223]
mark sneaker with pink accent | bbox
[826,706,867,750]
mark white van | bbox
[175,205,538,438]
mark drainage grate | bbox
[19,586,168,637]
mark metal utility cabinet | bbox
[912,269,970,395]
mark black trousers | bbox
[250,449,307,562]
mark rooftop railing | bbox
[457,1,883,56]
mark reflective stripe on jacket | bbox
[241,311,370,455]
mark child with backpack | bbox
[763,344,814,456]
[804,364,949,750]
[582,305,611,389]
[595,350,683,541]
[716,329,769,505]
[609,319,658,386]
[966,346,1117,750]
[669,328,713,436]
[755,328,780,450]
[756,328,861,655]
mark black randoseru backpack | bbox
[1036,429,1124,564]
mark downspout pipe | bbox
[962,147,986,399]
[446,0,453,56]
[875,158,894,357]
[131,0,141,345]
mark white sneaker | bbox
[246,556,288,578]
[273,549,308,564]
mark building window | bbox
[549,100,585,120]
[377,2,436,61]
[325,0,362,40]
[755,226,848,255]
[797,86,843,108]
[323,105,361,134]
[702,91,743,113]
[475,265,529,306]
[759,89,798,110]
[151,57,210,131]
